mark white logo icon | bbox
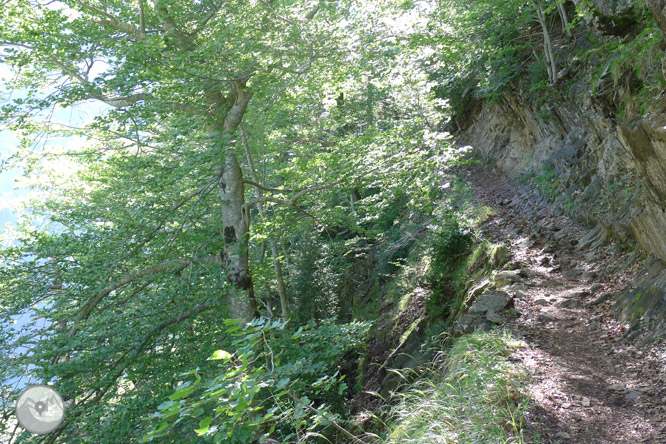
[15,385,65,434]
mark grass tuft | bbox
[384,330,531,444]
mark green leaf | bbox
[275,378,290,389]
[170,374,201,400]
[194,417,214,436]
[210,350,232,361]
[157,400,175,411]
[155,421,168,433]
[291,327,303,339]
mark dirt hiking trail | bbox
[464,165,666,444]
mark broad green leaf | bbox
[194,417,214,436]
[210,350,232,361]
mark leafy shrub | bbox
[143,318,371,443]
[426,219,473,318]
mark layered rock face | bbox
[460,93,666,263]
[459,93,666,338]
[455,0,666,337]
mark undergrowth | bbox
[425,218,473,319]
[383,330,531,444]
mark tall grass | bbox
[384,331,531,444]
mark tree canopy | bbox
[0,0,448,442]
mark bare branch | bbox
[293,204,336,232]
[244,178,345,209]
[242,177,344,233]
[70,258,189,332]
[113,176,219,265]
[97,92,149,108]
[139,0,146,34]
[189,0,225,37]
[51,64,148,109]
[0,45,150,109]
[243,179,293,194]
[49,58,89,84]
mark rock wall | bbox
[448,0,666,340]
[457,78,666,340]
[459,93,666,263]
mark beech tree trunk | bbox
[218,153,258,320]
[210,82,259,321]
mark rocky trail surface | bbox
[464,166,666,443]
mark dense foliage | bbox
[143,318,370,443]
[0,0,448,442]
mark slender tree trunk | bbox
[241,128,290,318]
[270,241,289,318]
[535,0,558,84]
[281,243,292,270]
[557,0,573,38]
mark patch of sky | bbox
[1,59,107,389]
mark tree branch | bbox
[243,179,293,194]
[97,92,149,108]
[43,299,221,444]
[0,46,150,110]
[189,0,225,37]
[73,0,146,38]
[223,81,254,131]
[139,0,146,35]
[240,127,291,317]
[69,254,223,335]
[52,61,149,108]
[244,178,345,209]
[156,1,196,49]
[293,204,336,232]
[113,176,219,265]
[49,58,89,84]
